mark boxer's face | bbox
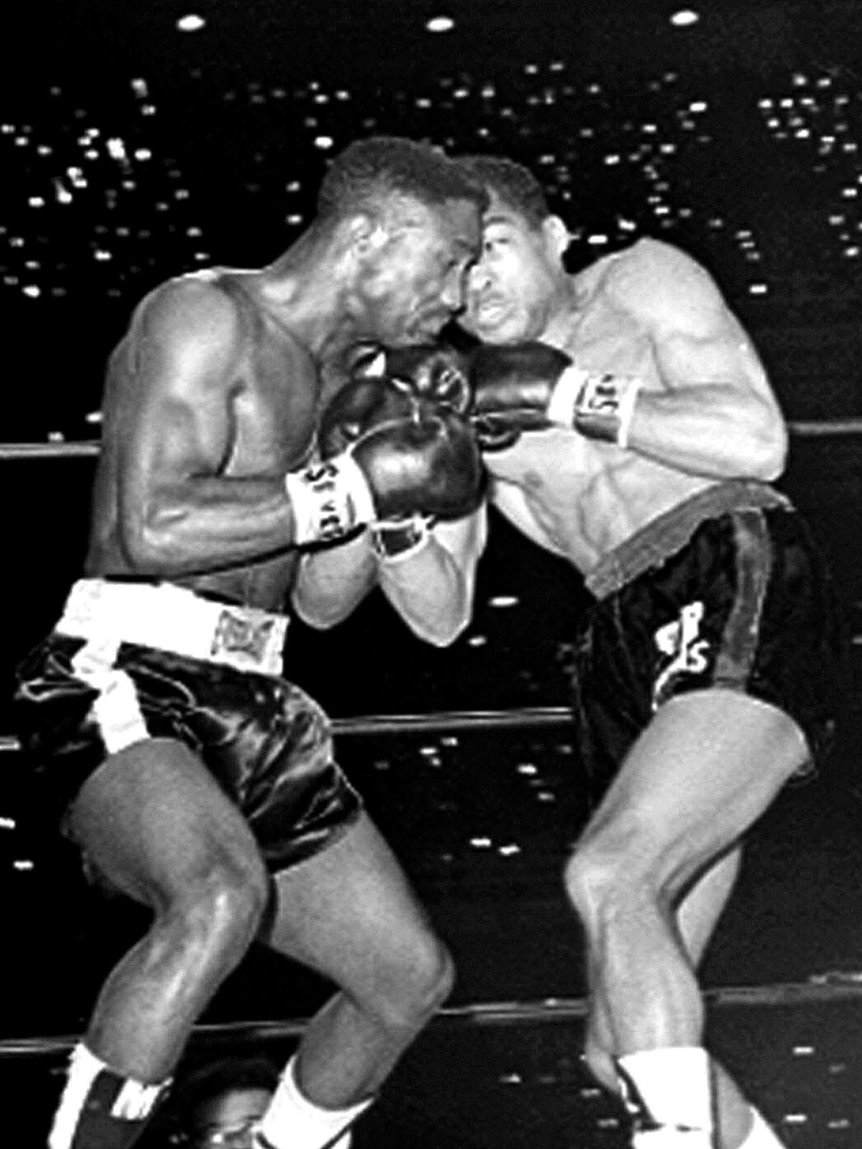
[461,192,560,345]
[354,195,481,345]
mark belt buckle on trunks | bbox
[210,606,285,675]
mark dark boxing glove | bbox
[351,343,472,416]
[470,342,644,451]
[350,411,483,522]
[318,374,417,457]
[286,376,483,547]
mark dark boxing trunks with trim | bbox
[12,580,361,872]
[573,481,848,798]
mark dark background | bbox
[0,10,860,1139]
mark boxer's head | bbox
[456,155,572,346]
[172,1056,277,1148]
[318,136,486,345]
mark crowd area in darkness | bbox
[2,54,862,438]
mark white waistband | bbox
[56,579,288,677]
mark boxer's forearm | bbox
[290,532,378,628]
[377,511,486,647]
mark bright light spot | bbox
[670,9,700,26]
[22,285,41,298]
[107,138,128,162]
[0,816,15,829]
[13,859,34,870]
[177,14,206,32]
[426,15,454,32]
[313,135,334,150]
[489,595,519,608]
[85,410,103,424]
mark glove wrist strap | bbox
[547,364,589,427]
[572,372,644,447]
[370,515,432,563]
[284,454,375,546]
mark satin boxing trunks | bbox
[12,579,361,872]
[572,480,847,799]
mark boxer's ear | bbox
[347,213,388,260]
[542,215,573,260]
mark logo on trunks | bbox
[652,600,710,710]
[212,610,276,666]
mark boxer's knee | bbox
[366,931,455,1039]
[150,849,269,978]
[563,822,670,938]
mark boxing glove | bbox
[286,401,484,546]
[470,342,643,451]
[351,343,472,415]
[318,374,417,457]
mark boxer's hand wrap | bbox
[285,456,375,546]
[549,367,644,448]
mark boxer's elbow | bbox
[748,402,788,481]
[123,505,199,574]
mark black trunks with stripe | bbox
[13,621,361,874]
[572,481,848,797]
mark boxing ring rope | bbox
[1,416,861,461]
[2,977,862,1060]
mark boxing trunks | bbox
[572,480,847,797]
[12,579,361,872]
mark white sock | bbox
[256,1055,373,1149]
[49,1042,168,1149]
[739,1106,787,1147]
[616,1047,713,1134]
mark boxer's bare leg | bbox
[265,809,453,1110]
[565,690,807,1147]
[67,737,270,1081]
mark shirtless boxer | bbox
[12,135,486,1149]
[342,155,846,1147]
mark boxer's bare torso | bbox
[87,268,337,610]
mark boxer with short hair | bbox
[12,135,486,1149]
[353,155,847,1148]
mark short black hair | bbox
[457,155,551,230]
[170,1056,280,1131]
[317,135,487,223]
